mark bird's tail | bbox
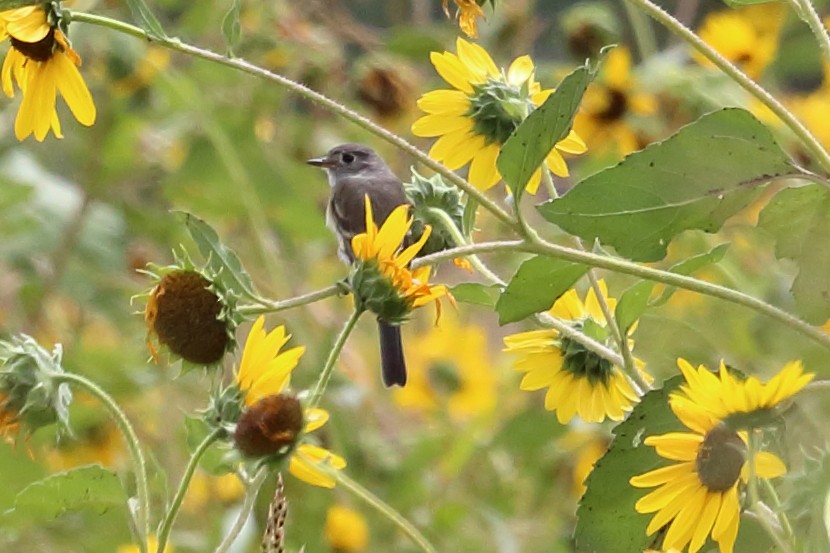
[377,319,407,387]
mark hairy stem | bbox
[308,308,363,410]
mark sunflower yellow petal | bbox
[467,142,501,191]
[556,129,588,154]
[455,37,498,80]
[544,149,569,177]
[507,55,534,87]
[304,407,330,433]
[430,51,475,94]
[416,89,470,115]
[442,132,486,170]
[54,51,96,126]
[411,113,471,138]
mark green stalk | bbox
[52,372,150,553]
[214,467,268,553]
[627,0,830,175]
[238,284,342,316]
[336,471,437,553]
[156,428,223,553]
[308,308,363,410]
[789,0,830,67]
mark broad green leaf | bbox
[179,211,259,300]
[538,109,798,262]
[650,243,730,307]
[758,185,830,324]
[123,0,167,38]
[450,283,501,308]
[575,376,685,553]
[497,62,594,201]
[222,0,242,56]
[496,257,587,324]
[615,281,654,335]
[9,465,126,521]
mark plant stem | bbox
[336,471,437,553]
[425,207,504,285]
[67,10,517,231]
[52,372,150,553]
[308,308,363,410]
[628,0,830,175]
[790,0,830,66]
[238,284,342,316]
[623,0,659,59]
[214,466,268,553]
[746,432,794,553]
[156,428,223,553]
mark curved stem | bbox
[628,0,830,175]
[66,10,517,230]
[308,308,363,410]
[52,372,150,553]
[238,284,342,316]
[336,471,437,553]
[156,428,223,553]
[746,432,794,553]
[536,310,626,370]
[425,207,504,285]
[789,0,830,66]
[214,466,268,553]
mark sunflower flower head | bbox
[412,38,587,193]
[628,358,807,553]
[0,4,96,141]
[503,280,647,424]
[349,195,449,324]
[0,334,73,442]
[139,253,239,369]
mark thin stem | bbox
[628,0,830,175]
[541,169,558,200]
[746,433,794,553]
[536,311,627,370]
[425,207,504,285]
[623,0,659,59]
[52,372,150,553]
[156,428,223,553]
[238,284,342,316]
[214,467,268,553]
[761,478,795,543]
[336,471,437,553]
[790,0,830,66]
[411,240,525,268]
[308,308,363,410]
[67,10,517,230]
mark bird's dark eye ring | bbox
[342,153,355,164]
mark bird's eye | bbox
[342,153,355,164]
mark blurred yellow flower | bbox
[46,422,123,471]
[503,280,647,423]
[236,316,305,407]
[558,430,608,497]
[412,38,586,192]
[442,0,485,38]
[325,504,370,552]
[0,5,96,141]
[695,5,783,80]
[182,471,245,511]
[394,313,496,421]
[117,535,173,553]
[574,46,656,156]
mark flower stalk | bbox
[308,308,364,410]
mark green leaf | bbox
[222,0,242,56]
[538,109,798,262]
[496,257,587,324]
[615,281,654,335]
[758,185,830,324]
[450,283,501,308]
[650,243,730,307]
[123,0,167,39]
[8,465,127,521]
[575,376,685,553]
[496,62,594,201]
[178,211,259,300]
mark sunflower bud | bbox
[404,169,465,257]
[140,252,239,368]
[0,335,72,440]
[349,261,412,324]
[233,394,304,459]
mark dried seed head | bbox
[233,394,303,459]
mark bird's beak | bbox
[307,155,334,168]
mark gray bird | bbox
[307,144,410,387]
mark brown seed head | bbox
[233,394,304,458]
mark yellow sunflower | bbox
[442,0,485,38]
[695,4,783,81]
[351,196,449,322]
[0,5,96,141]
[503,280,647,424]
[628,358,808,553]
[234,317,346,488]
[573,46,656,156]
[412,37,587,193]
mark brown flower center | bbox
[10,28,57,63]
[233,394,304,458]
[596,88,629,122]
[696,425,746,492]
